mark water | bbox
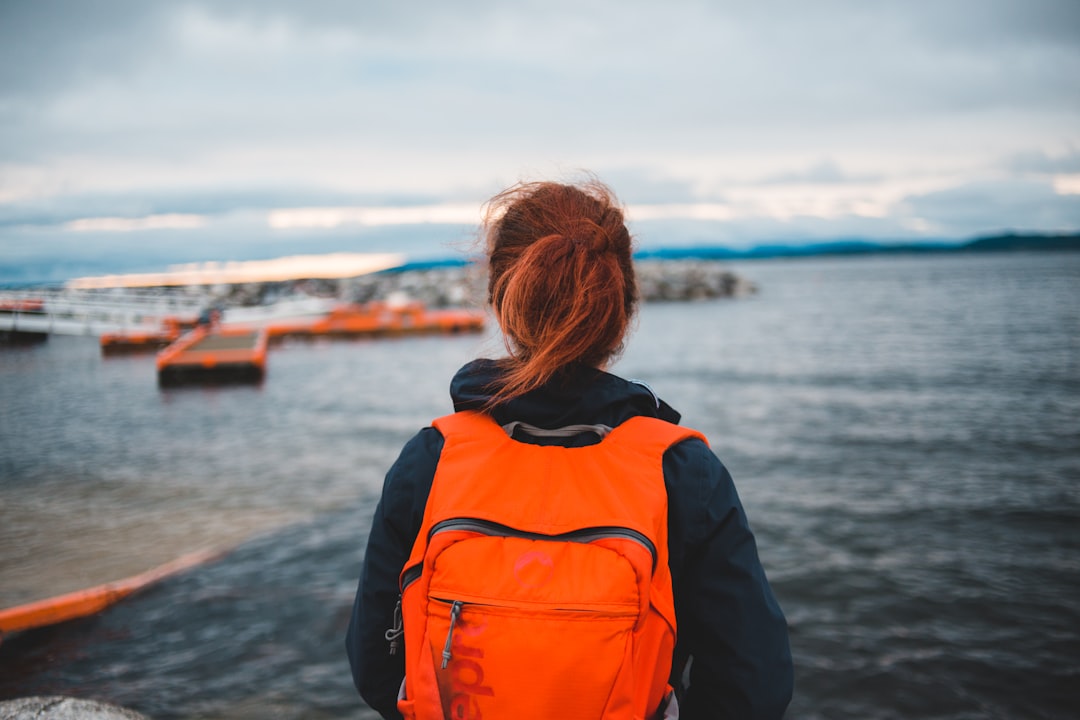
[2,252,1078,719]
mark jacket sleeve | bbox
[664,439,793,720]
[345,427,444,720]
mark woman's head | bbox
[483,178,637,404]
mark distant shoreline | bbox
[322,231,1080,274]
[1,232,1077,290]
[632,231,1080,263]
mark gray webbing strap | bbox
[501,421,613,439]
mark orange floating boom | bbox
[0,547,222,642]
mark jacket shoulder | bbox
[378,426,446,542]
[662,436,739,546]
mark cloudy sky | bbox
[1,0,1079,283]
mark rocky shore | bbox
[634,260,757,302]
[333,259,756,309]
[56,259,756,312]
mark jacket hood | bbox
[449,358,682,429]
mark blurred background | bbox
[1,0,1078,283]
[1,2,1078,719]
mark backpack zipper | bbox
[390,518,657,657]
[396,519,655,595]
[384,596,404,656]
[401,563,423,591]
[440,600,464,668]
[427,517,658,569]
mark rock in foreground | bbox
[0,697,150,720]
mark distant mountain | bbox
[961,233,1080,252]
[4,232,1077,290]
[633,232,1080,261]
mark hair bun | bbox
[590,227,611,255]
[565,219,610,255]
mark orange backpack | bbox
[393,410,706,720]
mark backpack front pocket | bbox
[420,533,644,720]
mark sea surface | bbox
[1,252,1078,719]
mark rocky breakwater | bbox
[634,260,756,302]
[341,259,755,308]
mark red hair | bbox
[483,179,637,406]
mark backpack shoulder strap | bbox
[432,409,506,442]
[607,415,709,455]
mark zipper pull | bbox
[441,601,463,669]
[384,596,404,656]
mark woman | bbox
[346,179,793,719]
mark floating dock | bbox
[264,301,486,341]
[100,316,194,354]
[91,300,487,385]
[156,326,268,386]
[0,298,49,344]
[102,301,484,354]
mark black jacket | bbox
[346,360,793,719]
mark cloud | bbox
[627,204,736,223]
[66,251,406,289]
[0,1,173,97]
[0,219,475,284]
[1006,148,1080,175]
[1,0,1078,283]
[760,160,881,186]
[587,169,707,205]
[5,1,1077,168]
[1054,176,1080,196]
[64,214,206,232]
[899,179,1080,235]
[267,204,481,229]
[0,187,442,229]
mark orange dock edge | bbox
[156,326,269,386]
[101,316,194,355]
[264,301,486,341]
[0,547,223,643]
[0,299,45,312]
